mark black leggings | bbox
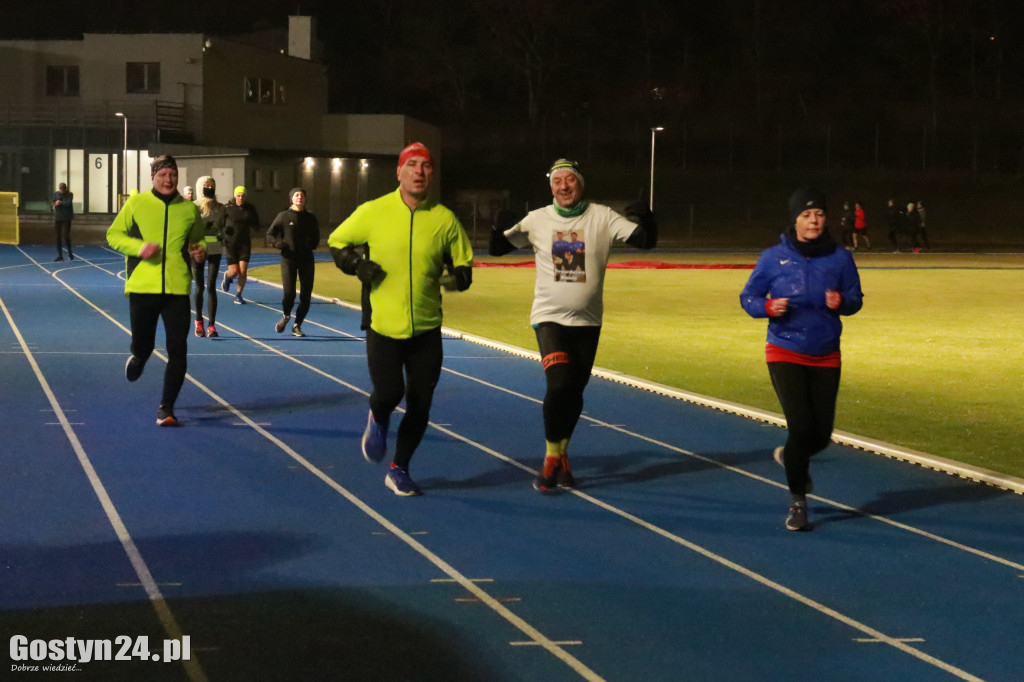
[192,255,222,325]
[534,322,601,444]
[365,326,443,469]
[767,361,841,496]
[128,293,190,408]
[281,254,315,324]
[55,220,72,257]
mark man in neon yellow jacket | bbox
[107,155,206,426]
[329,142,473,496]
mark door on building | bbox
[88,153,115,214]
[212,168,234,201]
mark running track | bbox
[2,243,1023,682]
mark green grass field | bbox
[253,252,1024,480]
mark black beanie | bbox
[289,187,305,202]
[150,155,177,176]
[788,186,827,223]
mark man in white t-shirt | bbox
[489,159,657,491]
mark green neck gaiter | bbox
[553,200,589,218]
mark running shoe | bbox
[291,324,306,337]
[54,256,64,262]
[275,315,290,333]
[361,411,387,463]
[194,319,205,337]
[532,456,561,492]
[556,453,577,488]
[785,501,811,531]
[124,355,144,382]
[206,324,218,338]
[385,465,422,496]
[156,405,178,427]
[234,293,245,305]
[221,274,232,292]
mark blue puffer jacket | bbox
[740,233,863,356]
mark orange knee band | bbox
[542,351,570,370]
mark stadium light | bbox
[649,127,664,211]
[115,113,128,192]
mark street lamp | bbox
[115,112,128,193]
[649,126,664,211]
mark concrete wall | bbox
[201,38,327,150]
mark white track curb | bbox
[262,278,1024,496]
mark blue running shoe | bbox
[361,411,387,463]
[221,274,232,292]
[385,465,421,496]
[234,293,245,304]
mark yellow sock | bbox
[545,440,561,456]
[559,438,570,455]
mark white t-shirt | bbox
[504,203,637,326]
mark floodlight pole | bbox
[649,127,664,211]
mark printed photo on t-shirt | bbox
[552,228,586,283]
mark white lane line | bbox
[176,280,1003,681]
[569,485,983,682]
[39,253,999,681]
[31,256,607,682]
[511,640,583,647]
[0,291,208,682]
[441,366,1024,574]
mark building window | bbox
[244,77,285,105]
[46,66,80,96]
[126,62,161,94]
[253,169,263,191]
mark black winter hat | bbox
[788,186,827,223]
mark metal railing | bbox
[0,101,188,131]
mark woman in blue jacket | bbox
[740,187,863,532]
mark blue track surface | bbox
[2,243,1023,681]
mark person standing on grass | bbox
[106,155,206,426]
[328,142,473,497]
[489,159,657,492]
[191,176,226,338]
[885,199,901,252]
[52,182,74,261]
[740,186,863,531]
[267,187,320,337]
[852,201,870,251]
[221,186,259,304]
[914,200,931,252]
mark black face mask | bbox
[203,187,216,198]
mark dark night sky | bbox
[5,0,1023,169]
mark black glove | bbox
[331,245,362,275]
[493,208,518,234]
[355,258,386,286]
[453,265,472,291]
[623,194,657,249]
[623,198,654,223]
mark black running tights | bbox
[534,322,601,444]
[767,361,841,496]
[128,293,190,408]
[365,326,443,469]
